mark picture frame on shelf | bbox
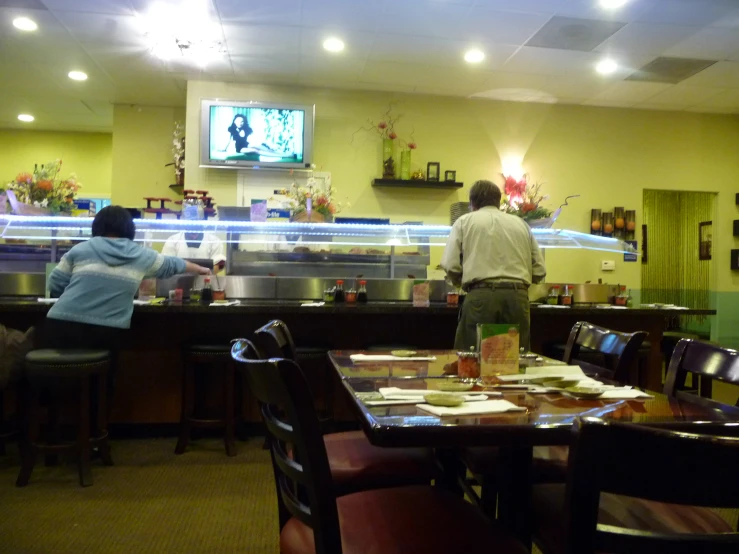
[427,162,440,182]
[699,221,712,260]
[444,170,456,182]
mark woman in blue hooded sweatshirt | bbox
[43,206,210,382]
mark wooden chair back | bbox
[564,417,739,554]
[563,321,647,383]
[254,320,298,360]
[664,339,739,404]
[231,339,341,554]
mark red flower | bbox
[407,142,417,149]
[377,121,388,129]
[504,176,526,200]
[521,202,536,214]
[36,180,53,191]
[15,172,32,184]
[388,131,397,139]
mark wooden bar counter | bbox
[0,299,715,425]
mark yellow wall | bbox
[0,129,112,198]
[185,80,739,293]
[111,105,185,208]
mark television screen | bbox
[200,100,314,170]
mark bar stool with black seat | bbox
[16,349,113,487]
[175,342,237,457]
[253,320,440,496]
[230,339,528,554]
[463,321,647,513]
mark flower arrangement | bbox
[500,174,552,222]
[6,160,81,214]
[165,121,185,185]
[279,178,349,219]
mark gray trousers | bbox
[454,288,531,351]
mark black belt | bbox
[465,280,529,292]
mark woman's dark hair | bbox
[92,206,136,240]
[469,180,502,210]
[227,114,252,137]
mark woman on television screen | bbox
[221,113,296,159]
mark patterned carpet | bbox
[0,438,279,554]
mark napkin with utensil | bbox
[417,399,526,417]
[350,354,437,362]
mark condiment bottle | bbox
[346,288,357,303]
[457,347,480,379]
[200,277,213,305]
[560,284,572,306]
[547,286,560,305]
[357,280,368,303]
[626,288,634,308]
[615,285,628,306]
[334,280,345,303]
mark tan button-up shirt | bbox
[440,206,546,288]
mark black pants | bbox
[39,318,124,418]
[454,288,531,351]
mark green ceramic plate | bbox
[424,393,465,407]
[436,381,474,392]
[546,378,582,389]
[565,386,605,399]
[391,350,418,357]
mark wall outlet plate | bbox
[601,260,616,271]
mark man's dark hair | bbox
[92,206,136,240]
[469,180,502,210]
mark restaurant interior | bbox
[1,0,739,552]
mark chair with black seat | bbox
[463,321,647,513]
[532,417,739,554]
[175,342,237,457]
[253,320,439,496]
[16,349,113,487]
[230,339,528,554]
[664,338,739,404]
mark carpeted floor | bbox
[0,438,279,554]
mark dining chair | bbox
[532,417,739,554]
[252,320,440,496]
[230,339,528,554]
[562,321,648,384]
[664,338,739,403]
[463,321,648,512]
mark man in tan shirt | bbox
[441,180,546,350]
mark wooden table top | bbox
[329,350,739,449]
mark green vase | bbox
[400,150,411,180]
[382,138,395,179]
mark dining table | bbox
[328,349,739,551]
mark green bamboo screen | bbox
[642,190,714,312]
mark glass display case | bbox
[0,214,638,279]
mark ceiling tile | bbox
[221,24,300,57]
[585,81,672,103]
[379,0,472,40]
[526,16,626,51]
[581,98,637,108]
[299,55,366,81]
[360,60,426,87]
[663,27,739,60]
[626,57,718,84]
[0,0,47,9]
[463,8,552,45]
[49,11,142,46]
[595,22,694,56]
[668,60,739,87]
[301,0,386,33]
[688,88,739,110]
[472,0,563,15]
[632,102,686,112]
[215,0,303,26]
[554,0,658,22]
[503,47,602,76]
[41,0,134,14]
[471,87,560,104]
[636,0,739,26]
[230,55,301,77]
[645,85,727,106]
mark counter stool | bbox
[0,384,19,456]
[175,343,237,457]
[16,349,113,488]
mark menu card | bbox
[477,323,520,380]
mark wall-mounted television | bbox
[199,99,315,170]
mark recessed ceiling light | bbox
[596,58,618,75]
[599,0,629,8]
[18,114,34,123]
[464,49,485,64]
[13,17,38,31]
[323,37,345,53]
[68,71,88,81]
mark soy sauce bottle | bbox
[334,280,345,303]
[201,277,213,305]
[357,280,368,303]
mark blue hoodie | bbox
[47,237,186,329]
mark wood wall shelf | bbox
[169,184,184,195]
[372,178,463,189]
